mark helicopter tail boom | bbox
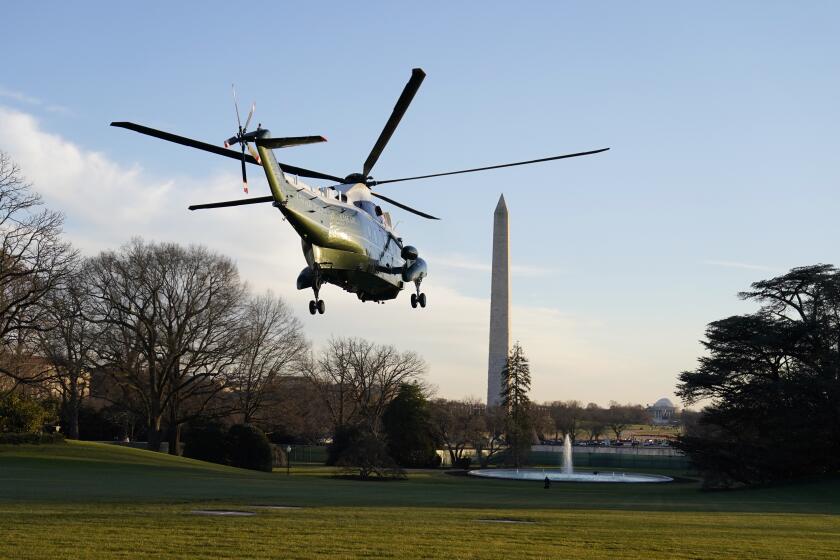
[256,139,295,204]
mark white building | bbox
[648,397,677,425]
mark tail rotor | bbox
[224,85,260,193]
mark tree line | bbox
[0,163,309,452]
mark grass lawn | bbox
[1,441,839,559]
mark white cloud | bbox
[0,106,678,405]
[0,86,40,105]
[0,86,70,115]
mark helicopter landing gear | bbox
[410,281,426,309]
[309,272,325,315]
[309,298,325,315]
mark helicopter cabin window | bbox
[353,200,380,219]
[320,187,339,200]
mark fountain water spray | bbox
[562,434,573,475]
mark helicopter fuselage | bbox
[257,140,414,302]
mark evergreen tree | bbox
[678,265,840,486]
[383,383,440,468]
[500,342,532,466]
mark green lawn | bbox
[1,441,839,559]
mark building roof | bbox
[652,397,675,409]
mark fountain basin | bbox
[468,468,673,483]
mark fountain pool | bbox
[468,434,673,483]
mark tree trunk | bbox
[63,398,80,440]
[61,377,79,439]
[167,400,181,455]
[476,443,487,468]
[147,412,162,451]
[168,422,182,456]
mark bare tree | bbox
[605,402,648,441]
[530,404,555,442]
[229,292,307,424]
[87,239,245,452]
[37,259,101,439]
[548,400,584,442]
[430,398,485,466]
[305,337,426,434]
[580,403,607,442]
[0,151,75,388]
[255,376,331,443]
[473,405,506,468]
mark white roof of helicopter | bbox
[284,173,397,233]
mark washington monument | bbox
[487,194,510,406]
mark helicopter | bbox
[112,68,608,315]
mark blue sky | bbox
[2,1,839,405]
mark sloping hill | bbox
[0,441,278,502]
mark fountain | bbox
[468,434,673,483]
[562,433,573,474]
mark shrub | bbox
[226,424,273,472]
[326,424,360,466]
[0,394,47,434]
[77,405,122,441]
[330,425,403,480]
[183,421,227,465]
[0,432,65,445]
[454,457,472,469]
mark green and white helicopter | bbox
[113,69,607,315]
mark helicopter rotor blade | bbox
[189,195,274,211]
[373,148,610,185]
[257,136,328,149]
[278,165,344,183]
[110,122,342,182]
[240,144,248,192]
[362,68,426,177]
[232,84,242,130]
[112,122,260,163]
[371,192,439,220]
[244,101,255,131]
[246,142,262,165]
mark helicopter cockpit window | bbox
[353,200,379,217]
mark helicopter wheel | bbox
[317,300,325,314]
[418,293,427,308]
[309,300,317,315]
[410,293,418,308]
